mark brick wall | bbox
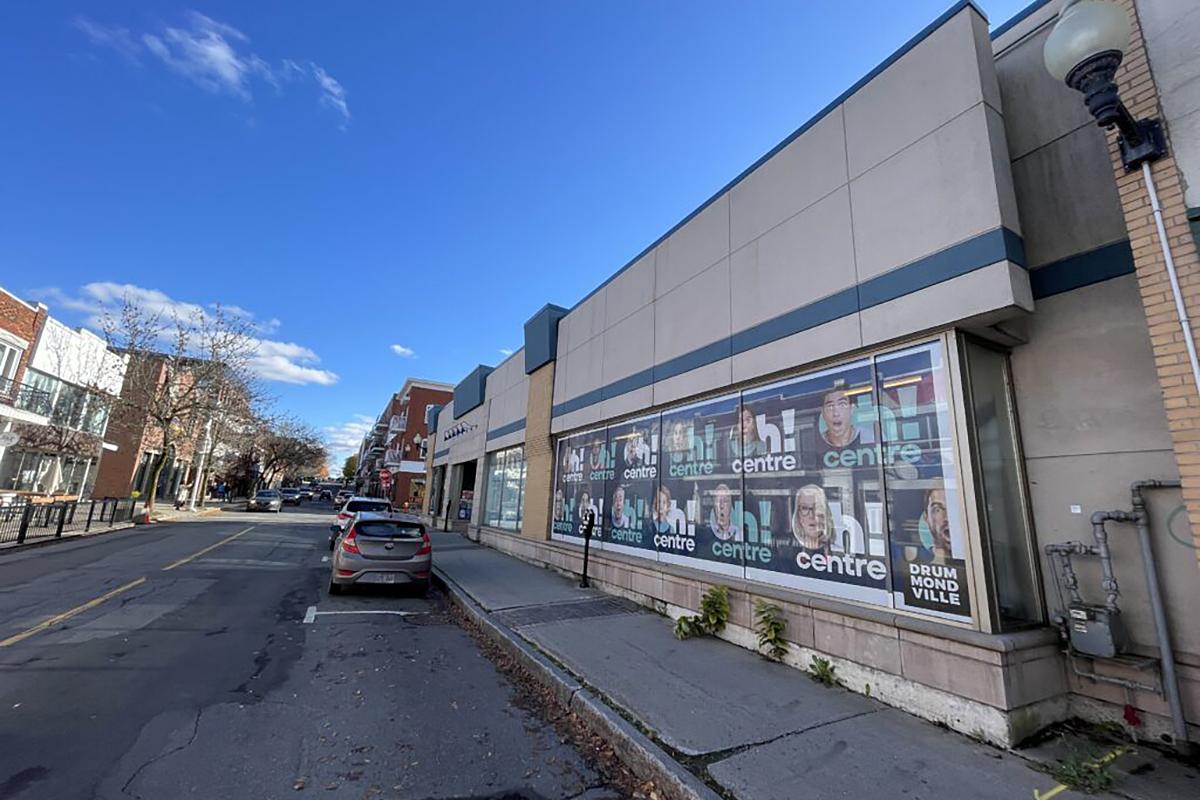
[1113,1,1200,567]
[520,361,556,540]
[0,288,47,387]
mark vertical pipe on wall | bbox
[1141,162,1200,402]
[1129,480,1192,755]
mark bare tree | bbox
[253,417,327,488]
[102,299,260,512]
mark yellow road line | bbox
[161,525,257,571]
[1034,784,1068,800]
[0,577,148,648]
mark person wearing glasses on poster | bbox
[790,484,833,554]
[729,407,767,458]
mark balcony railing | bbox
[0,376,52,416]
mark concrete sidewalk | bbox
[430,530,1096,800]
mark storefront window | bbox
[603,414,659,557]
[484,445,526,531]
[741,360,889,605]
[549,336,1022,627]
[552,429,610,543]
[962,339,1041,630]
[877,342,972,622]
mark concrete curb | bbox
[433,565,723,800]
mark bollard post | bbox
[85,500,96,532]
[55,503,68,538]
[579,507,596,589]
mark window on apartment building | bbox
[961,338,1042,631]
[0,340,22,382]
[483,445,526,531]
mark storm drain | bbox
[494,597,642,629]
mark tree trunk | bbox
[144,433,172,513]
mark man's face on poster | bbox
[714,485,732,529]
[612,486,625,517]
[740,408,757,441]
[926,488,950,553]
[822,390,853,443]
[553,490,564,520]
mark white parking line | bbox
[301,607,425,624]
[321,556,329,563]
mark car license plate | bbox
[363,573,399,584]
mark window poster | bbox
[876,341,972,621]
[604,413,660,558]
[740,360,891,605]
[658,394,744,577]
[552,428,610,545]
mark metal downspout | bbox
[1128,480,1192,755]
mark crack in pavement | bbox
[120,707,203,797]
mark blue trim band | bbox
[433,448,449,460]
[990,0,1052,41]
[566,1,988,314]
[1029,239,1134,299]
[486,418,526,441]
[553,225,1023,418]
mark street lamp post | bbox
[1044,0,1192,756]
[188,416,213,512]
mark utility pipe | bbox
[1128,480,1192,755]
[1142,161,1200,402]
[1089,512,1123,612]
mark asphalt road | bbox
[0,506,615,800]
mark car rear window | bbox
[356,521,423,538]
[347,500,390,512]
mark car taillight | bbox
[415,530,431,556]
[341,528,361,555]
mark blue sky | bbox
[0,0,1032,468]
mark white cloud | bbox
[311,64,350,127]
[74,16,141,64]
[323,414,374,469]
[390,344,416,358]
[499,348,514,357]
[31,283,338,387]
[75,12,350,127]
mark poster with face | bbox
[876,341,972,621]
[657,394,744,578]
[604,414,659,557]
[739,360,891,605]
[552,429,610,545]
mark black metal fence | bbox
[0,497,140,546]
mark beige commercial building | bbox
[424,0,1200,749]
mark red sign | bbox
[380,468,393,486]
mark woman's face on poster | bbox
[553,490,564,519]
[795,487,826,540]
[669,421,688,452]
[655,488,671,520]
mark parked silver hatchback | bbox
[329,512,431,594]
